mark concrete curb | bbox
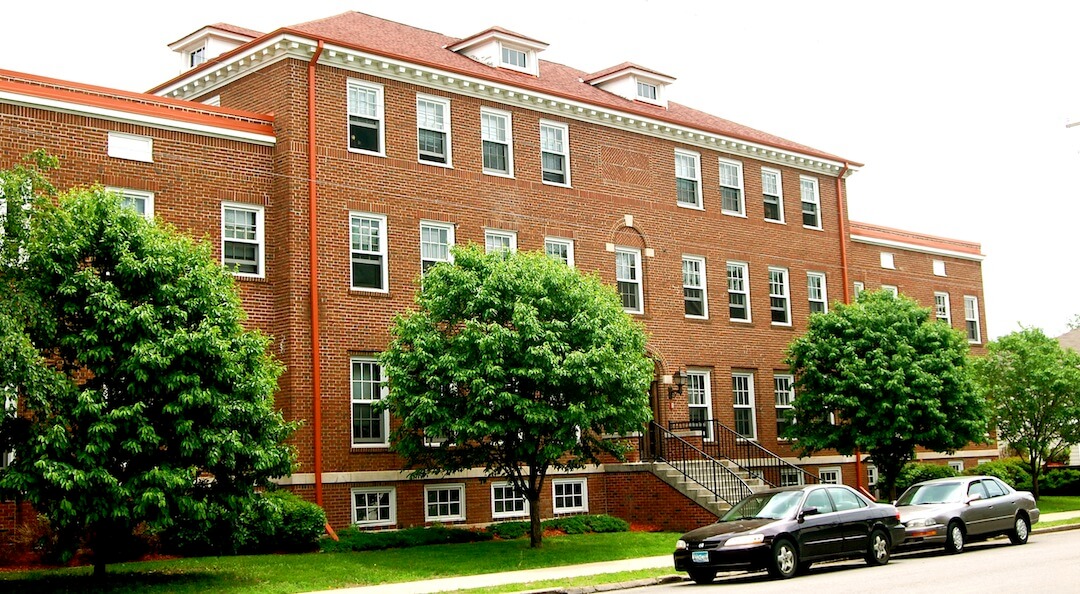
[515,574,686,594]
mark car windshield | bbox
[895,482,965,506]
[721,490,804,521]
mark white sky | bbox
[7,1,1080,340]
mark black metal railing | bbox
[668,419,819,488]
[651,422,752,507]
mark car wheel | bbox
[767,538,799,579]
[865,528,891,566]
[945,521,965,554]
[688,569,717,585]
[1009,515,1030,545]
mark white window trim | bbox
[727,261,751,323]
[350,357,390,448]
[718,158,746,217]
[674,149,703,209]
[762,167,785,223]
[965,295,982,344]
[732,372,757,440]
[686,369,713,440]
[221,202,265,279]
[768,266,791,327]
[552,478,589,514]
[935,292,952,325]
[351,486,397,527]
[682,255,708,320]
[882,285,898,297]
[499,42,532,74]
[948,460,965,473]
[540,120,571,187]
[107,131,153,163]
[819,466,843,485]
[774,373,795,441]
[933,259,947,277]
[780,467,805,487]
[491,482,530,520]
[420,220,455,273]
[880,252,895,269]
[866,465,879,487]
[615,247,643,315]
[853,281,865,298]
[107,186,154,219]
[799,175,821,230]
[347,79,386,157]
[350,212,389,293]
[634,76,665,106]
[807,271,828,315]
[484,229,518,254]
[424,483,467,522]
[481,107,514,178]
[416,93,452,167]
[544,237,575,267]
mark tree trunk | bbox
[528,493,543,548]
[1029,457,1041,500]
[93,559,107,580]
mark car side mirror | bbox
[798,506,820,522]
[966,493,982,504]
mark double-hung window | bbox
[501,45,527,69]
[762,168,784,222]
[807,272,827,314]
[484,229,517,254]
[351,357,388,446]
[964,296,981,343]
[774,374,795,440]
[352,487,395,527]
[732,372,756,439]
[800,176,821,229]
[553,479,588,514]
[682,256,707,318]
[491,483,529,519]
[108,187,154,219]
[768,267,790,325]
[222,203,264,278]
[719,159,744,215]
[420,221,454,274]
[417,95,451,165]
[350,213,387,292]
[544,237,574,266]
[637,80,658,101]
[540,121,570,185]
[935,292,951,325]
[348,80,384,155]
[674,150,702,208]
[481,108,513,176]
[686,370,712,439]
[615,247,643,314]
[425,484,466,522]
[727,262,751,322]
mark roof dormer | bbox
[448,27,548,76]
[584,63,676,108]
[168,23,262,73]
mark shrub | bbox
[258,490,327,553]
[895,462,959,494]
[322,525,492,553]
[580,514,630,533]
[1041,468,1080,495]
[965,458,1032,490]
[486,521,529,540]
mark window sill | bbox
[350,286,390,295]
[418,159,453,169]
[676,202,704,211]
[349,147,386,158]
[542,180,572,189]
[231,273,268,282]
[351,444,390,450]
[771,322,793,328]
[802,225,824,232]
[483,169,515,179]
[684,315,709,321]
[764,218,786,225]
[722,210,747,218]
[729,318,753,324]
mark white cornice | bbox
[0,89,275,146]
[157,34,854,177]
[851,234,985,262]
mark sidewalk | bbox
[312,511,1080,594]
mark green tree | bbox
[972,327,1080,499]
[381,245,653,547]
[0,157,295,577]
[784,290,987,499]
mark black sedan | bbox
[674,484,906,583]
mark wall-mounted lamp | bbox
[667,369,686,399]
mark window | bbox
[727,262,751,322]
[222,203,264,277]
[501,45,527,69]
[948,460,965,473]
[804,488,835,512]
[544,237,574,266]
[481,108,513,176]
[853,281,864,298]
[417,95,451,165]
[768,267,790,325]
[615,247,643,314]
[719,159,744,215]
[352,487,396,527]
[637,80,658,101]
[108,187,154,219]
[762,168,784,222]
[774,374,795,440]
[425,484,466,522]
[682,256,707,318]
[188,46,206,68]
[491,483,529,519]
[984,478,1007,498]
[829,487,866,511]
[351,358,388,446]
[819,467,842,485]
[540,121,570,185]
[881,285,898,297]
[933,260,947,276]
[807,272,827,314]
[935,292,951,325]
[780,467,804,487]
[484,229,517,254]
[866,465,878,488]
[965,296,981,343]
[674,150,702,208]
[800,176,820,228]
[553,479,588,513]
[1,387,15,469]
[732,372,756,439]
[348,80,384,155]
[107,132,152,162]
[350,213,388,292]
[420,221,454,274]
[880,252,895,269]
[686,370,712,439]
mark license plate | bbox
[692,550,709,563]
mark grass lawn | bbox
[1035,495,1080,514]
[0,531,680,594]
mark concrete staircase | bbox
[650,459,768,516]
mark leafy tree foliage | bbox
[785,290,987,499]
[381,246,653,547]
[972,327,1080,499]
[0,156,295,576]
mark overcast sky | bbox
[7,1,1079,340]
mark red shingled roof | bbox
[583,62,675,83]
[849,221,982,257]
[168,23,264,46]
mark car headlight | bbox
[905,518,936,528]
[676,539,688,550]
[724,533,765,547]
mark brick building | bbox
[0,11,990,535]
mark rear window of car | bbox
[982,479,1006,498]
[828,487,867,511]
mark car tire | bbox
[1009,515,1030,545]
[767,538,799,579]
[688,569,717,585]
[945,520,965,554]
[865,528,891,566]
